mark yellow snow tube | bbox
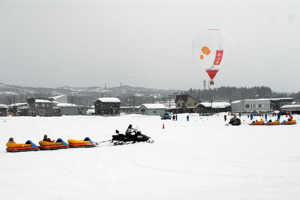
[39,141,62,146]
[68,139,90,144]
[6,143,31,148]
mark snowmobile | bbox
[111,128,154,145]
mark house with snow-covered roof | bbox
[94,97,121,116]
[175,94,200,113]
[138,104,166,116]
[195,102,231,114]
[26,98,60,116]
[280,103,300,114]
[0,104,8,116]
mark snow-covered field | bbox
[0,114,299,200]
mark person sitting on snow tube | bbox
[229,115,241,126]
[43,134,54,142]
[8,137,16,143]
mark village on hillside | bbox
[0,93,299,117]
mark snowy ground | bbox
[0,113,299,200]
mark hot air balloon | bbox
[192,29,234,85]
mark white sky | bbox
[0,0,299,92]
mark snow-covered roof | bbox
[57,103,77,107]
[35,99,52,103]
[199,102,230,108]
[281,104,300,109]
[9,103,27,107]
[50,95,65,100]
[141,104,166,109]
[231,100,241,104]
[0,104,8,108]
[96,97,121,103]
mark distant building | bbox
[138,104,166,116]
[280,103,300,114]
[26,98,60,116]
[270,98,293,111]
[120,106,140,114]
[0,104,8,116]
[231,98,293,113]
[8,103,28,116]
[195,102,231,114]
[175,94,200,113]
[49,95,68,103]
[94,97,121,116]
[57,103,88,115]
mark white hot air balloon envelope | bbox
[192,29,234,85]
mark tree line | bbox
[182,86,300,103]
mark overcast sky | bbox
[0,0,299,92]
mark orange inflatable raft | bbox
[249,120,265,125]
[6,140,39,152]
[280,120,296,125]
[264,121,280,125]
[68,137,96,148]
[39,138,69,150]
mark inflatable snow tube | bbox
[6,140,39,152]
[250,121,265,125]
[264,121,280,125]
[39,138,69,150]
[68,137,95,148]
[280,120,296,125]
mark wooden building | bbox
[195,102,231,114]
[0,104,8,116]
[94,97,121,116]
[138,104,166,116]
[175,94,200,113]
[26,98,60,116]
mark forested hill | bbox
[183,86,300,102]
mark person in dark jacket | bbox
[43,134,54,142]
[277,113,281,121]
[125,124,135,136]
[8,137,16,143]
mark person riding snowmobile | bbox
[125,124,136,136]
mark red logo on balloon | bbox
[214,50,223,65]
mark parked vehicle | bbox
[161,112,172,120]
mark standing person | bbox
[239,112,241,118]
[265,113,268,122]
[250,113,253,121]
[277,113,281,121]
[289,113,293,121]
[186,115,189,121]
[172,115,175,121]
[224,114,227,122]
[175,114,178,121]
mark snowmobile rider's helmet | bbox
[9,137,14,141]
[115,130,119,134]
[128,124,132,129]
[44,134,47,138]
